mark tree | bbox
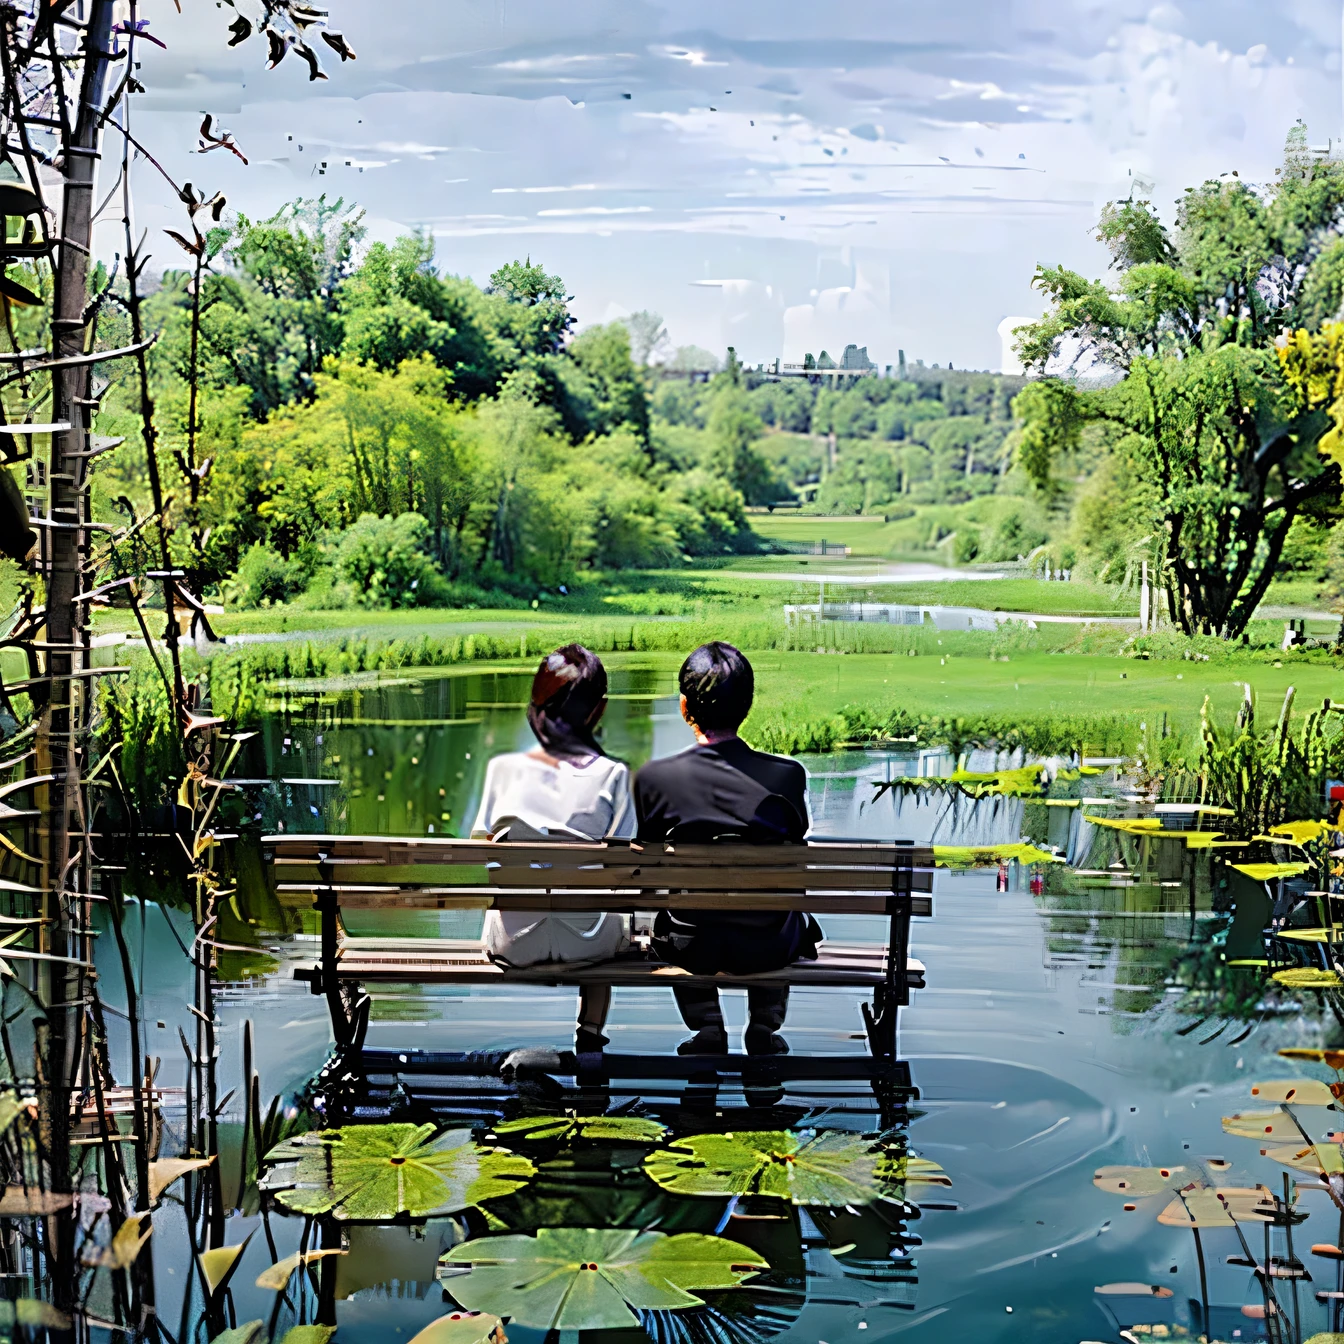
[1013,127,1344,637]
[560,321,651,446]
[623,309,670,366]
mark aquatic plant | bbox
[490,1114,668,1146]
[642,1129,945,1207]
[438,1227,768,1332]
[260,1123,536,1220]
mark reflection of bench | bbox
[264,834,934,1069]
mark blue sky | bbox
[121,0,1344,371]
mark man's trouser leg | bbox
[673,985,724,1032]
[747,986,789,1033]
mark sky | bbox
[110,0,1344,372]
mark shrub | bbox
[952,527,981,564]
[334,513,450,608]
[229,543,307,608]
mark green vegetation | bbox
[1014,125,1344,637]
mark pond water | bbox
[97,655,1332,1344]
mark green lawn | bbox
[745,514,900,551]
[90,573,1333,638]
[403,648,1341,743]
[748,649,1329,721]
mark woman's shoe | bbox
[575,1027,610,1054]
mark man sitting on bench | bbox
[633,641,821,1057]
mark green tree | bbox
[703,383,782,503]
[1014,128,1344,637]
[558,322,651,446]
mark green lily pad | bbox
[261,1124,535,1220]
[643,1130,898,1207]
[440,1227,766,1331]
[408,1313,505,1344]
[279,1329,337,1344]
[491,1115,668,1146]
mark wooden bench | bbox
[264,835,934,1070]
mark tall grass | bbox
[746,701,1134,758]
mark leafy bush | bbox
[335,513,449,608]
[952,527,980,564]
[229,543,312,608]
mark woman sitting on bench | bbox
[471,644,633,1054]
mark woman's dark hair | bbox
[680,641,754,733]
[527,644,608,762]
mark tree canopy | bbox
[1012,126,1344,636]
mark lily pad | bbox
[439,1227,767,1331]
[261,1124,535,1220]
[1094,1165,1195,1197]
[1156,1187,1276,1227]
[279,1329,337,1344]
[1222,1109,1304,1140]
[1265,1143,1344,1176]
[644,1130,897,1207]
[1250,1079,1337,1106]
[408,1313,506,1344]
[491,1115,667,1146]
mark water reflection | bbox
[76,656,1343,1342]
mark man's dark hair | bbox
[680,641,754,733]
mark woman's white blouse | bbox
[470,752,634,967]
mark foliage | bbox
[1013,130,1344,635]
[490,1115,668,1146]
[643,1130,902,1207]
[335,513,449,609]
[439,1227,767,1331]
[260,1124,535,1220]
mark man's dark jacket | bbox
[633,738,820,974]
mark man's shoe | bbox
[677,1028,729,1056]
[575,1027,609,1054]
[744,1028,789,1056]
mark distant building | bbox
[765,341,879,381]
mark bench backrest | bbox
[265,834,936,917]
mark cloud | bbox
[119,0,1344,370]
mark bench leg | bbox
[314,882,365,1051]
[864,893,911,1061]
[862,992,898,1060]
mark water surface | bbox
[102,656,1325,1342]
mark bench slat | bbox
[265,834,934,870]
[315,939,923,990]
[276,883,934,917]
[275,861,930,893]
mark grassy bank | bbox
[88,617,1344,773]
